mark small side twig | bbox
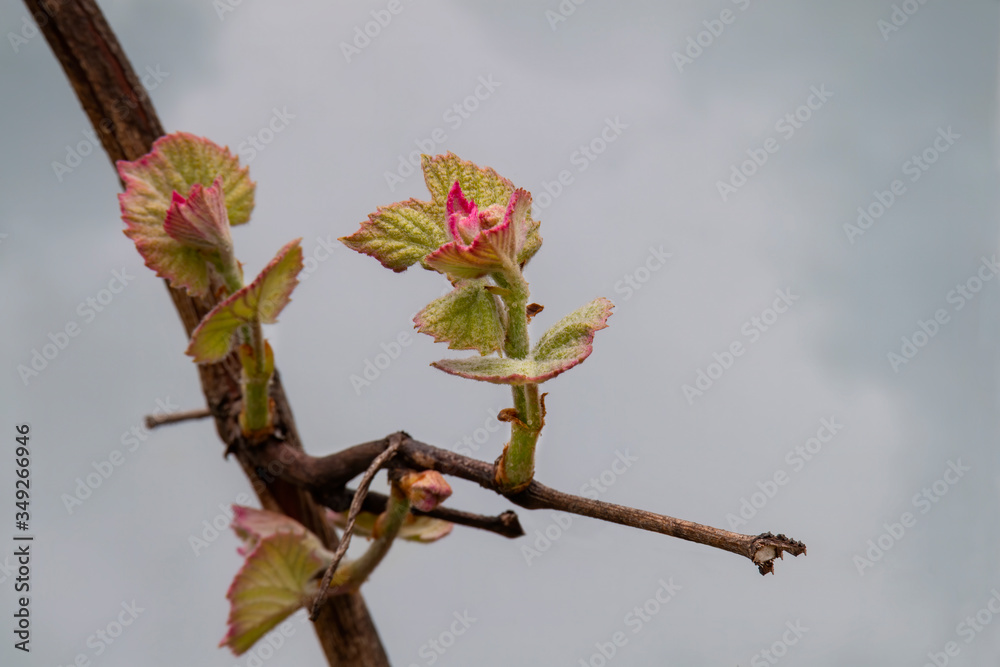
[343,489,524,538]
[309,433,404,620]
[145,407,212,429]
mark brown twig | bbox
[343,490,524,539]
[145,407,212,429]
[247,433,806,575]
[310,433,404,620]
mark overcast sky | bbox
[2,1,999,665]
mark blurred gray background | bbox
[2,1,999,665]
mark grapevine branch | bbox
[27,1,388,664]
[31,4,807,667]
[241,432,806,575]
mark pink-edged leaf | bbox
[230,505,329,557]
[424,187,532,280]
[340,200,450,272]
[530,297,614,364]
[432,298,614,384]
[162,177,233,252]
[414,278,505,354]
[221,507,333,655]
[187,240,303,363]
[430,357,563,385]
[326,509,453,543]
[341,153,541,272]
[118,132,255,296]
[220,532,329,655]
[420,155,540,266]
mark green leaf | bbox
[431,297,613,384]
[118,133,255,296]
[340,153,542,272]
[187,240,303,363]
[532,297,615,364]
[326,509,453,543]
[340,200,449,273]
[414,279,505,354]
[419,153,542,266]
[220,507,333,656]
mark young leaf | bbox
[220,531,328,655]
[531,297,615,364]
[162,177,233,253]
[220,506,334,655]
[340,200,449,272]
[423,184,532,281]
[118,132,255,296]
[431,297,613,384]
[420,154,541,267]
[414,278,505,354]
[340,153,541,272]
[187,239,303,363]
[326,509,453,543]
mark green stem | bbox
[218,250,244,295]
[239,321,273,435]
[326,486,411,592]
[494,269,543,493]
[218,248,272,435]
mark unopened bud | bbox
[398,470,452,511]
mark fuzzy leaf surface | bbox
[118,132,255,296]
[414,278,505,354]
[341,153,541,272]
[187,239,302,363]
[431,297,613,384]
